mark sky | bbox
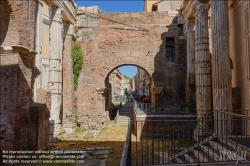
[75,0,143,78]
[75,0,144,13]
[118,66,137,78]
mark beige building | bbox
[132,77,136,92]
[109,69,123,98]
[135,67,151,97]
[121,75,132,95]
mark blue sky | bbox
[75,0,142,78]
[75,0,144,13]
[118,66,137,78]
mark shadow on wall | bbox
[152,14,186,112]
[0,57,50,154]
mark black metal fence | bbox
[121,110,250,165]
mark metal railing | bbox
[121,110,250,165]
[132,97,151,115]
[120,122,132,166]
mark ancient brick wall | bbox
[76,11,186,130]
[0,54,33,150]
[0,0,50,151]
[1,0,37,48]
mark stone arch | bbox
[104,63,153,88]
[76,50,156,130]
[103,63,153,114]
[88,50,155,88]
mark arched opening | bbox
[104,64,153,120]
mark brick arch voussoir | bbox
[94,51,154,88]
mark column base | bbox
[193,128,213,142]
[63,122,76,134]
[49,123,65,143]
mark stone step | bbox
[119,113,133,116]
[176,157,184,164]
[200,145,221,161]
[115,122,130,125]
[218,137,250,154]
[117,117,132,120]
[193,150,208,162]
[118,115,132,117]
[209,141,230,154]
[209,140,246,161]
[184,153,195,163]
[118,116,133,119]
[116,120,132,123]
[120,111,132,113]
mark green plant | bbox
[72,43,84,90]
[98,9,104,14]
[59,134,65,141]
[74,9,77,16]
[75,126,86,133]
[113,102,120,107]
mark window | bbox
[166,37,175,62]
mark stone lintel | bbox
[0,45,37,58]
[151,87,163,95]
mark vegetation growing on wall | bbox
[98,9,104,14]
[72,43,84,90]
[123,75,133,86]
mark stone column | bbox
[62,24,76,133]
[211,1,232,135]
[185,18,196,112]
[96,88,108,112]
[246,2,250,80]
[193,1,212,141]
[49,7,64,142]
[34,0,43,102]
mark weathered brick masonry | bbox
[0,0,50,151]
[76,11,186,130]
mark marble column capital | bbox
[184,18,195,36]
[50,7,63,23]
[38,0,43,6]
[193,1,210,18]
[64,24,76,38]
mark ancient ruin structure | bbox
[1,0,250,156]
[75,7,186,130]
[0,0,77,151]
[181,0,250,138]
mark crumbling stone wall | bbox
[76,10,186,130]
